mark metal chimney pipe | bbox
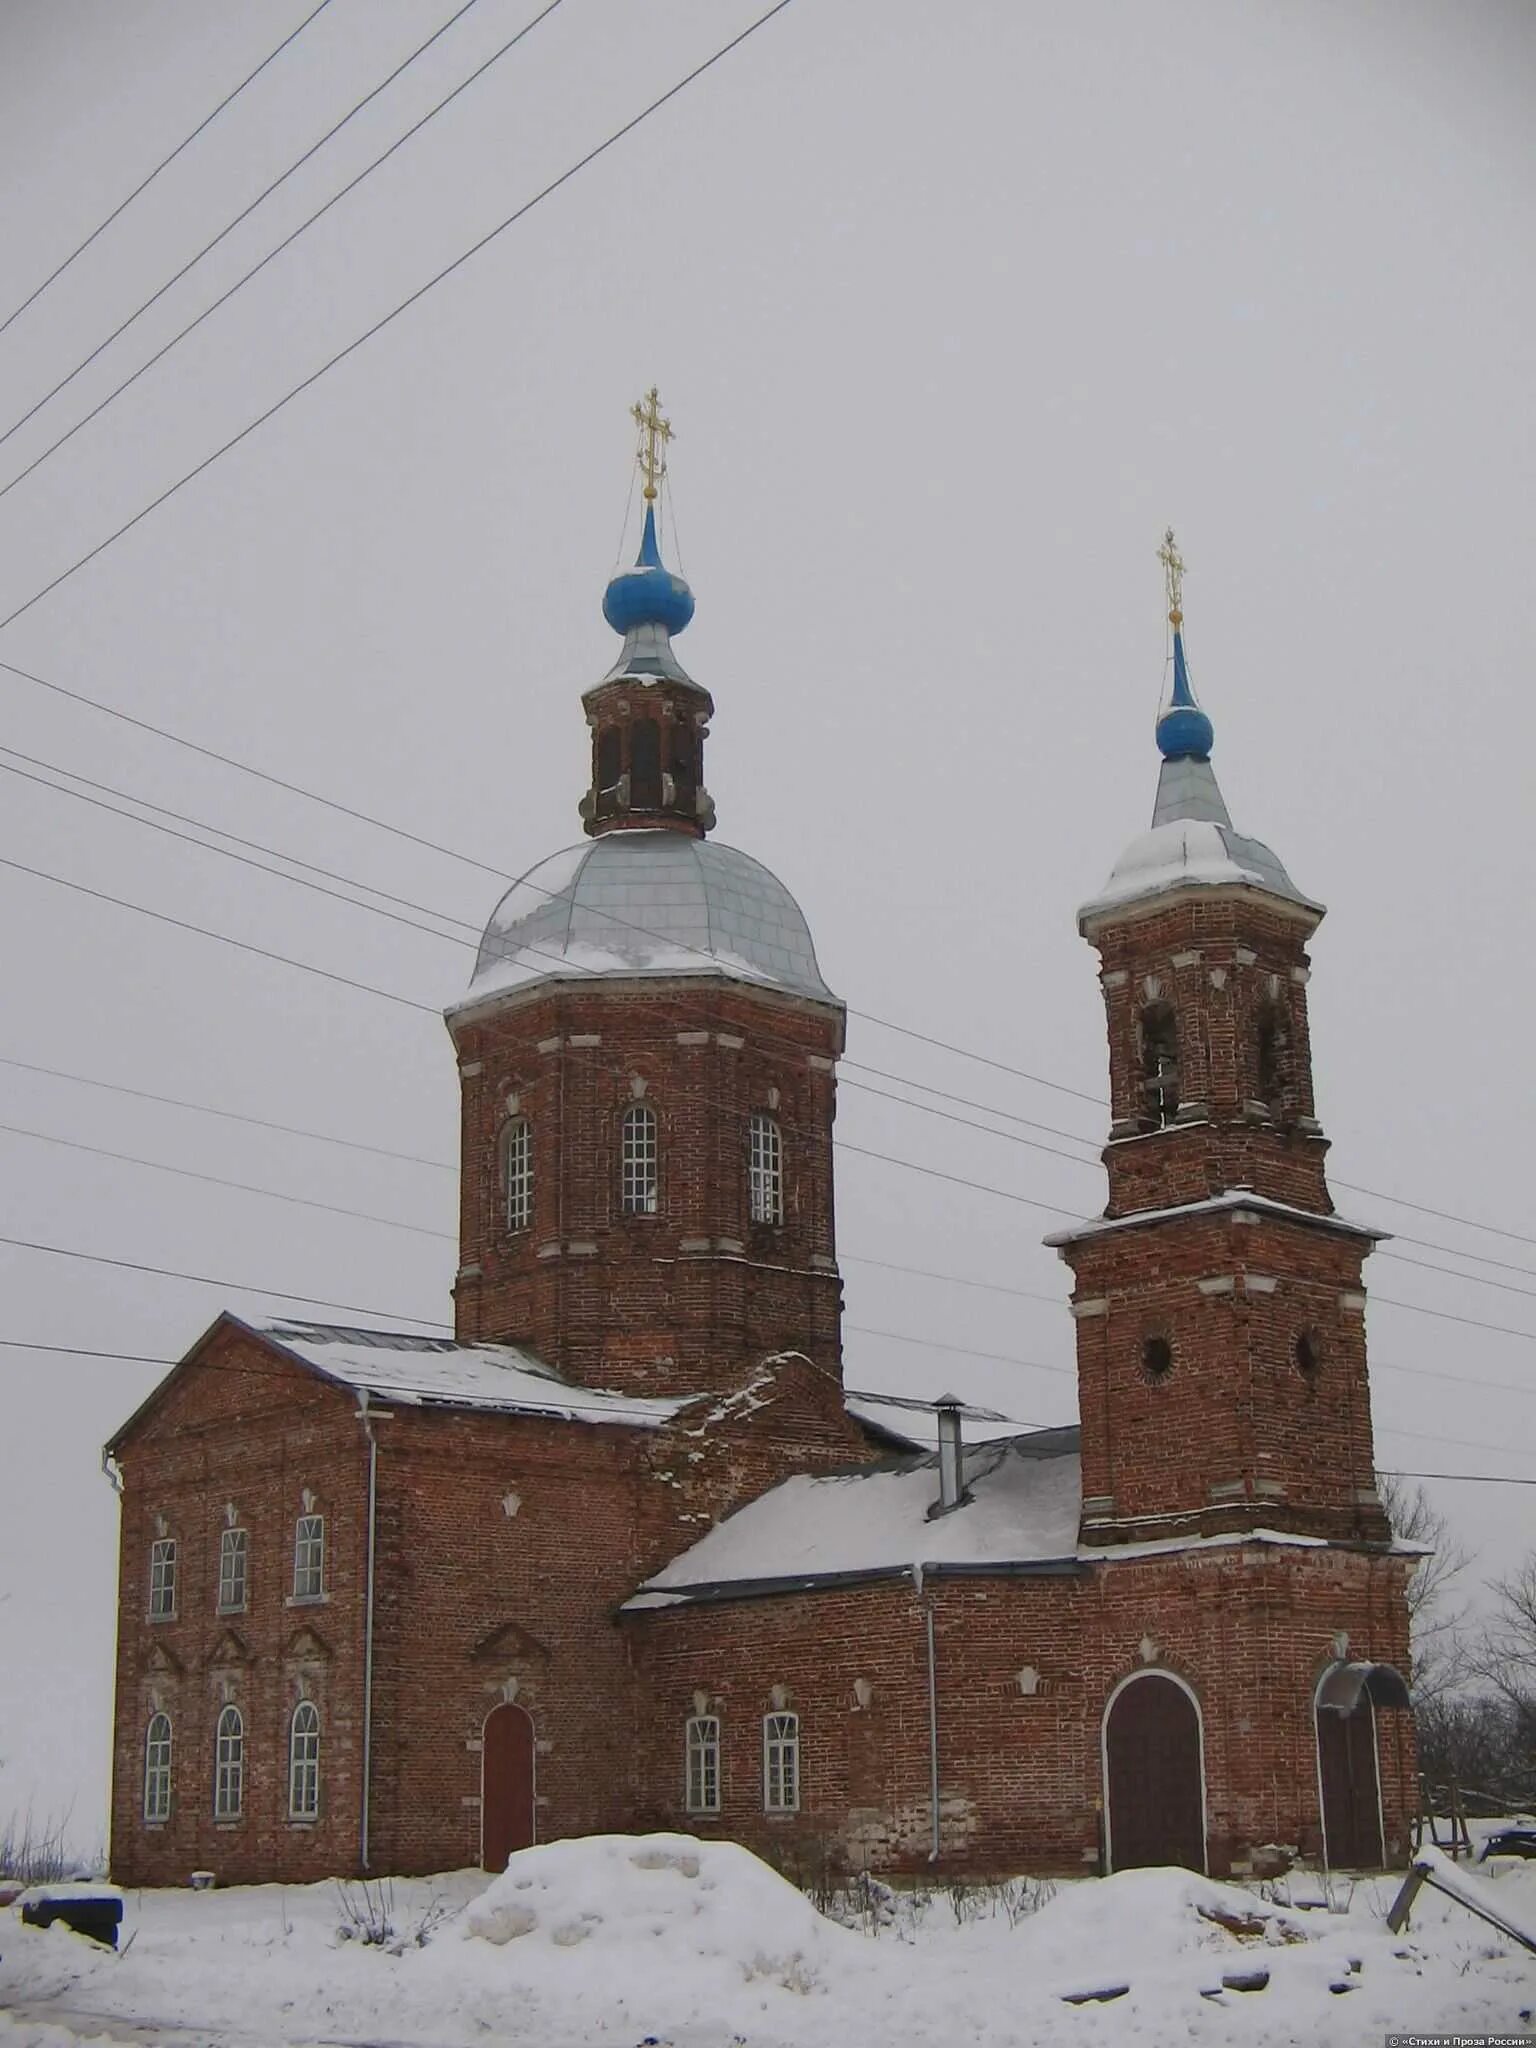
[935,1395,964,1512]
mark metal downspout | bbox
[914,1563,941,1863]
[359,1394,379,1873]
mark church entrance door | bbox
[482,1702,535,1873]
[1103,1673,1206,1873]
[1317,1698,1383,1868]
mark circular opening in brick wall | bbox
[1293,1329,1321,1380]
[1141,1334,1174,1383]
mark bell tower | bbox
[1050,534,1392,1549]
[444,392,844,1401]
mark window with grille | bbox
[214,1705,244,1820]
[747,1112,783,1225]
[143,1713,172,1823]
[218,1527,248,1612]
[289,1701,321,1820]
[148,1537,177,1619]
[503,1117,533,1233]
[685,1715,720,1813]
[762,1712,800,1813]
[620,1103,659,1215]
[293,1514,324,1601]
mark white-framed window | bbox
[748,1111,783,1226]
[502,1116,533,1232]
[214,1705,244,1820]
[620,1103,659,1216]
[685,1714,721,1813]
[148,1536,177,1619]
[763,1711,800,1813]
[293,1514,324,1601]
[143,1712,172,1823]
[288,1701,321,1820]
[218,1527,248,1612]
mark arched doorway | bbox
[1314,1662,1407,1869]
[482,1701,535,1873]
[1103,1672,1207,1873]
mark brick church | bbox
[106,396,1416,1889]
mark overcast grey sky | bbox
[0,0,1531,1847]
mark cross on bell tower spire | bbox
[631,385,673,503]
[1157,526,1186,629]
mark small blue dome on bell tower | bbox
[602,499,695,637]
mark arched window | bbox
[143,1713,172,1823]
[1256,999,1289,1114]
[620,1103,659,1216]
[502,1116,533,1233]
[630,718,662,808]
[293,1513,324,1601]
[1138,1003,1181,1127]
[763,1711,800,1812]
[148,1534,177,1620]
[289,1701,321,1820]
[596,726,622,795]
[214,1705,244,1820]
[747,1111,783,1225]
[685,1714,720,1813]
[218,1526,248,1613]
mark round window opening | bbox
[1293,1329,1321,1380]
[1141,1335,1174,1382]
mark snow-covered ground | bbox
[2,1832,1533,2048]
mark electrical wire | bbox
[0,0,567,493]
[0,1,336,339]
[6,825,1536,1327]
[0,0,799,634]
[0,1231,450,1327]
[0,1117,454,1242]
[8,651,1532,1272]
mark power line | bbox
[0,0,799,634]
[0,1231,449,1328]
[10,655,1533,1274]
[0,0,567,494]
[0,853,440,1015]
[7,827,1536,1322]
[6,1337,1531,1483]
[0,1117,454,1243]
[0,1052,457,1173]
[0,2,336,339]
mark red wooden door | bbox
[482,1703,535,1873]
[1318,1700,1382,1868]
[1105,1675,1206,1874]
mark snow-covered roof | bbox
[251,1321,691,1430]
[625,1430,1084,1606]
[1079,755,1322,929]
[451,832,839,1014]
[1043,1186,1389,1249]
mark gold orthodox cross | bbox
[1157,527,1186,629]
[631,386,673,502]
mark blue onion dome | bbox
[602,501,695,637]
[1155,629,1215,761]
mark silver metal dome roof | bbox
[454,831,838,1011]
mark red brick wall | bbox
[1065,1208,1388,1545]
[1087,894,1330,1217]
[110,1326,872,1886]
[108,1322,368,1888]
[628,1542,1416,1878]
[447,980,845,1397]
